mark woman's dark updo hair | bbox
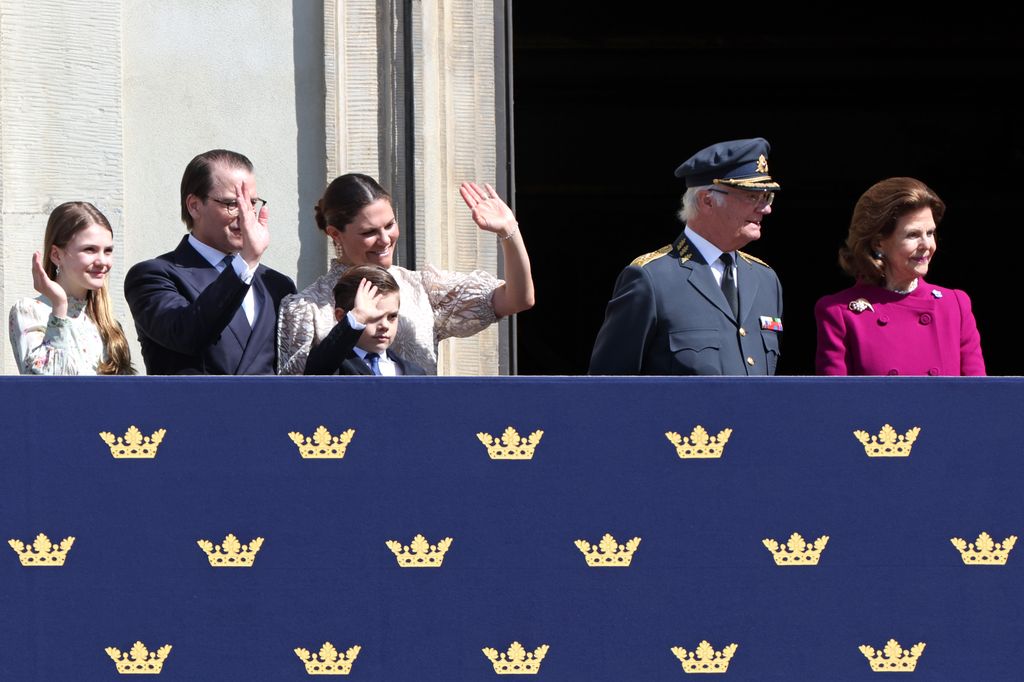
[315,173,392,232]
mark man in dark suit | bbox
[304,265,425,376]
[124,149,296,375]
[589,138,783,375]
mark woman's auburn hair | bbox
[838,177,945,286]
[44,202,135,375]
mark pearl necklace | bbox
[889,278,919,295]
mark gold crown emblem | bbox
[288,426,356,459]
[762,532,829,566]
[8,533,75,566]
[482,642,549,675]
[196,534,264,567]
[665,426,732,459]
[294,642,361,675]
[757,154,769,173]
[574,533,641,567]
[99,426,166,459]
[859,639,925,672]
[105,641,172,675]
[671,641,738,674]
[853,424,920,457]
[385,534,452,567]
[950,531,1017,565]
[477,426,543,460]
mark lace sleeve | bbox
[416,265,502,342]
[276,293,317,375]
[8,299,81,375]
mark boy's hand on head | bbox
[351,277,387,325]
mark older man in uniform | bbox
[589,137,783,375]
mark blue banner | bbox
[1,377,1020,680]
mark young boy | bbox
[303,265,425,375]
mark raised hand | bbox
[236,181,270,269]
[350,277,388,325]
[459,182,518,238]
[31,251,68,318]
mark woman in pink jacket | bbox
[815,177,985,376]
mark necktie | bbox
[220,254,252,332]
[365,352,382,375]
[719,252,739,319]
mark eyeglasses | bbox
[708,188,774,208]
[208,197,268,216]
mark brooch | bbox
[848,298,874,313]
[931,289,942,299]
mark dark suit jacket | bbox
[303,313,426,376]
[124,236,296,375]
[589,231,783,375]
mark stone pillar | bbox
[0,0,125,375]
[326,0,502,375]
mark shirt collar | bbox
[683,225,732,266]
[188,234,231,269]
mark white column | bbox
[0,0,125,375]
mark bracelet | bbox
[499,225,518,241]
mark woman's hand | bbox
[458,181,535,316]
[459,182,518,238]
[31,252,68,318]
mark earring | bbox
[55,265,61,276]
[873,251,884,260]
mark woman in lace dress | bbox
[9,202,134,375]
[278,174,534,374]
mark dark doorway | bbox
[511,8,1023,375]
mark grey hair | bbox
[677,185,724,224]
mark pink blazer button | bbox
[877,315,889,326]
[919,313,933,325]
[928,367,939,375]
[887,369,899,375]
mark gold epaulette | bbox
[738,251,771,268]
[630,245,671,267]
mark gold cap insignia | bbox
[8,533,75,566]
[575,534,641,567]
[477,426,543,460]
[105,642,172,675]
[665,426,732,459]
[950,532,1017,565]
[859,640,925,672]
[99,426,166,459]
[289,426,355,459]
[196,534,264,567]
[482,642,549,675]
[853,425,920,457]
[671,641,738,674]
[385,534,452,567]
[756,154,769,173]
[294,642,361,675]
[763,532,829,566]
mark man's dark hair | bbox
[180,149,254,229]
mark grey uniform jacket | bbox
[589,231,783,375]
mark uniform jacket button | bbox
[746,356,755,366]
[739,327,747,337]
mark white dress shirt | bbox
[188,234,258,325]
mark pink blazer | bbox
[814,281,985,376]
